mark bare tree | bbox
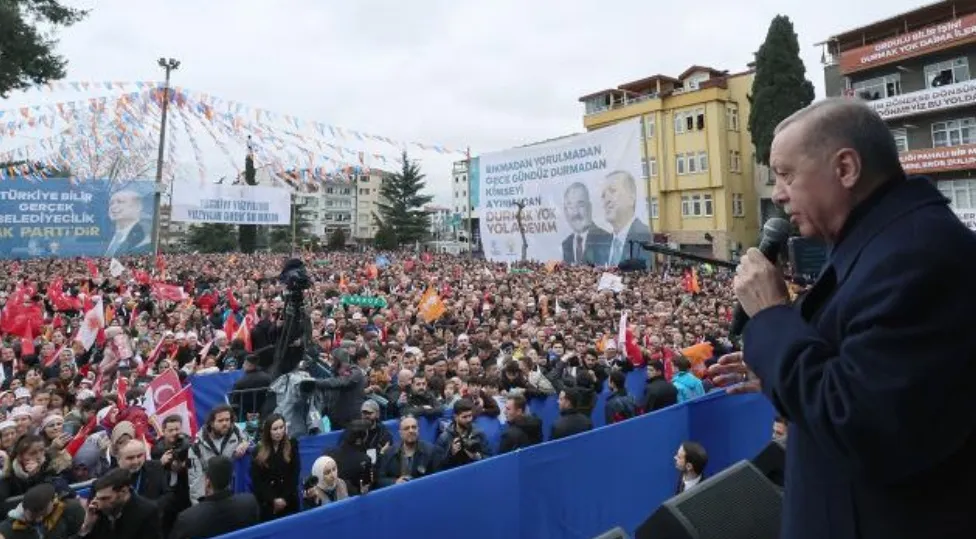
[514,199,528,263]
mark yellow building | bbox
[579,65,760,259]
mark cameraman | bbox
[150,414,191,534]
[435,398,490,469]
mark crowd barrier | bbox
[184,370,773,537]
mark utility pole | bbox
[152,57,181,255]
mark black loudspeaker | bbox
[635,460,782,539]
[751,440,786,489]
[591,527,630,539]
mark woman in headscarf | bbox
[37,414,72,479]
[302,456,348,509]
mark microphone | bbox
[730,217,791,337]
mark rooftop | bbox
[827,0,976,51]
[578,64,751,102]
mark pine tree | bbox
[0,1,87,98]
[376,151,433,246]
[238,147,258,253]
[328,228,346,249]
[748,15,816,166]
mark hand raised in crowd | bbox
[707,352,761,394]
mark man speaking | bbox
[710,98,976,539]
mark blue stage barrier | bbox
[217,391,774,539]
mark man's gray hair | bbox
[775,97,904,181]
[564,182,590,200]
[605,170,637,195]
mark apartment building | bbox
[824,0,976,230]
[579,65,760,258]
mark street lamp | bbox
[151,57,180,254]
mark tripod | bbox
[270,288,314,379]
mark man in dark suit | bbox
[105,190,151,257]
[168,456,259,539]
[711,98,976,539]
[561,182,611,264]
[601,170,652,267]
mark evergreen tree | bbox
[187,224,238,253]
[748,15,816,166]
[0,1,87,97]
[373,223,399,251]
[238,148,258,253]
[376,152,433,246]
[328,228,346,249]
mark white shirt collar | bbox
[683,474,702,491]
[612,217,637,243]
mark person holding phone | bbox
[79,468,160,539]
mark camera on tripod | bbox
[279,258,311,293]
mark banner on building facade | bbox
[0,178,155,259]
[477,119,649,266]
[170,182,292,225]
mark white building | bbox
[424,205,453,240]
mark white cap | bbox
[13,388,31,400]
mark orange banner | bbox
[900,144,976,174]
[840,14,976,74]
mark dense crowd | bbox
[0,250,743,539]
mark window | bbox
[938,179,976,210]
[726,104,739,131]
[932,118,976,147]
[732,193,745,217]
[641,157,649,179]
[650,197,659,219]
[687,152,698,174]
[729,150,741,172]
[680,194,714,217]
[677,152,705,175]
[890,129,908,153]
[648,157,658,177]
[686,73,710,90]
[925,57,970,88]
[852,74,902,100]
[645,116,656,138]
[674,108,705,133]
[676,154,686,174]
[697,151,708,172]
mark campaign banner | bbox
[478,119,649,266]
[170,182,291,225]
[0,178,155,259]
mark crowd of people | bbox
[0,250,746,539]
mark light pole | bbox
[152,57,180,254]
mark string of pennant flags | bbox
[0,80,469,183]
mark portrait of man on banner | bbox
[601,170,652,267]
[105,188,153,256]
[561,182,611,265]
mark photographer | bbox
[150,414,191,533]
[435,399,490,470]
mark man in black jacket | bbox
[375,416,442,488]
[230,354,273,418]
[79,468,162,539]
[550,388,593,441]
[641,360,677,413]
[315,347,367,430]
[168,456,259,539]
[499,394,542,454]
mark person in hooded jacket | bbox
[498,394,542,454]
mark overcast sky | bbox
[4,0,926,204]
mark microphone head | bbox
[762,217,791,244]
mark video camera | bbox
[279,258,311,293]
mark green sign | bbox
[340,295,388,308]
[314,260,329,266]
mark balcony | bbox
[584,93,658,116]
[864,79,976,121]
[900,144,976,174]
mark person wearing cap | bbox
[359,400,393,454]
[0,421,17,455]
[168,456,259,539]
[0,483,85,539]
[12,389,30,408]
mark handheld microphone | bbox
[730,217,791,337]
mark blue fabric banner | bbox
[0,178,155,258]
